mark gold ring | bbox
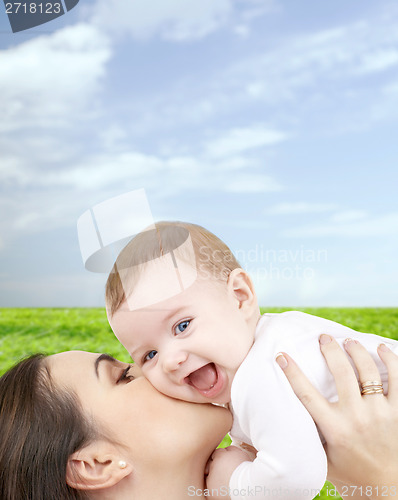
[361,388,384,395]
[360,380,383,395]
[361,381,383,389]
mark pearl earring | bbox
[118,460,127,469]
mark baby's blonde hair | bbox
[105,221,241,315]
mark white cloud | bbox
[89,0,232,41]
[283,213,398,238]
[210,156,257,171]
[266,202,338,215]
[233,24,251,38]
[226,174,283,193]
[103,4,398,146]
[204,125,287,158]
[1,149,282,195]
[0,144,284,244]
[0,23,111,132]
[355,49,398,75]
[239,0,276,20]
[87,0,275,41]
[90,5,398,143]
[98,124,129,151]
[329,210,367,223]
[0,151,164,193]
[200,5,398,133]
[51,153,164,190]
[0,191,80,238]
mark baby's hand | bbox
[206,446,251,498]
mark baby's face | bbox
[108,272,254,404]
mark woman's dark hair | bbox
[0,354,96,500]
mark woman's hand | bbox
[276,335,398,495]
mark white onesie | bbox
[229,311,397,499]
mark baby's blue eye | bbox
[174,320,190,335]
[144,350,157,362]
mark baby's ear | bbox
[227,268,258,320]
[66,440,132,491]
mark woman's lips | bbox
[186,363,225,398]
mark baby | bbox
[106,221,397,499]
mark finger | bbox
[378,343,398,404]
[318,335,360,403]
[276,352,330,423]
[344,339,385,398]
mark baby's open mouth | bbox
[185,363,223,398]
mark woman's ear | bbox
[227,268,259,321]
[66,440,132,491]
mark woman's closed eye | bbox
[174,319,191,335]
[117,365,134,384]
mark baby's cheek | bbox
[148,373,174,396]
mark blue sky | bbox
[0,0,397,307]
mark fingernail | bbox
[378,343,391,352]
[344,338,359,346]
[275,353,288,369]
[319,334,332,345]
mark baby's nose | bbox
[162,350,188,373]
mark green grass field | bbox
[1,307,397,499]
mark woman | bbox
[0,341,397,499]
[0,350,231,500]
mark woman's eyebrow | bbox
[94,353,118,379]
